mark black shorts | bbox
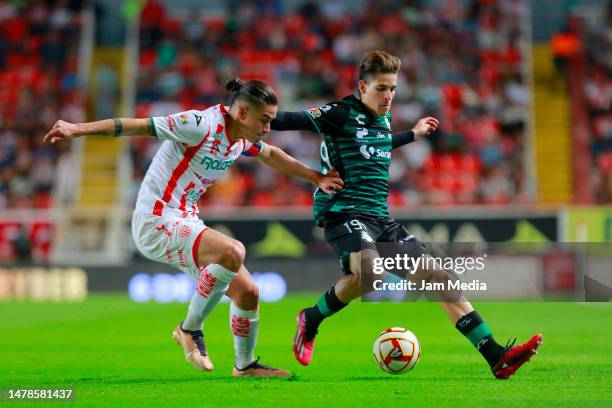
[323,212,425,275]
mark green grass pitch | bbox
[1,294,610,407]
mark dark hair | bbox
[225,78,278,107]
[358,50,401,81]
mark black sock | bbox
[303,285,347,339]
[455,310,506,367]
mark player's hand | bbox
[316,168,344,194]
[44,120,82,144]
[412,117,439,140]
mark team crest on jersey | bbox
[179,114,189,125]
[308,108,322,118]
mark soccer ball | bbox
[373,327,421,375]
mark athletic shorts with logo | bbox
[323,212,425,275]
[132,212,208,280]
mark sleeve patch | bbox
[307,108,322,118]
[242,141,263,157]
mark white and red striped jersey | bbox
[134,104,266,219]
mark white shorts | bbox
[131,212,209,280]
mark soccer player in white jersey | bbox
[44,78,344,378]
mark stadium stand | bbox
[581,3,612,202]
[0,1,83,262]
[131,0,532,208]
[0,1,83,210]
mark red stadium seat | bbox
[135,102,151,118]
[460,154,481,173]
[423,154,440,172]
[597,152,612,172]
[439,154,459,172]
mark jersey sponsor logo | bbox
[320,105,333,112]
[360,145,374,159]
[200,155,236,170]
[194,113,203,126]
[180,182,204,213]
[179,114,189,125]
[355,114,366,125]
[308,107,322,118]
[194,172,215,187]
[359,145,391,160]
[377,132,391,139]
[356,128,368,139]
[185,187,202,206]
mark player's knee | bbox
[237,283,259,310]
[219,240,246,271]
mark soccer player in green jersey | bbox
[271,50,542,379]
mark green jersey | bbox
[304,95,393,225]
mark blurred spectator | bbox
[0,1,81,209]
[581,2,612,202]
[550,24,581,89]
[93,62,119,119]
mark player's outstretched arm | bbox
[44,118,153,144]
[391,117,440,149]
[271,111,318,132]
[256,144,344,194]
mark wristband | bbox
[113,118,122,137]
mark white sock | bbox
[230,302,258,369]
[182,264,236,331]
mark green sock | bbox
[455,311,506,367]
[303,285,347,338]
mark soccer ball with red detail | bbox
[373,327,421,375]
